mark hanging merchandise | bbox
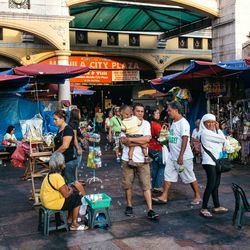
[87,146,102,169]
[176,88,192,102]
[20,114,43,141]
[203,80,226,98]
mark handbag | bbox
[2,139,9,146]
[201,142,233,173]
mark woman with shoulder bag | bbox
[148,109,165,193]
[199,114,228,218]
[53,110,79,185]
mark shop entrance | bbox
[72,84,134,118]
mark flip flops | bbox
[152,197,167,204]
[212,207,229,214]
[70,224,88,231]
[190,199,202,205]
[199,209,213,218]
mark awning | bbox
[0,74,30,90]
[14,64,90,82]
[70,84,95,95]
[70,2,211,37]
[150,60,250,92]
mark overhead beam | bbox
[159,17,211,39]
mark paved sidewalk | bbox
[0,150,250,250]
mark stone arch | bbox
[0,19,70,50]
[0,51,21,65]
[66,0,219,17]
[163,55,211,70]
[29,51,58,64]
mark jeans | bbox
[64,159,78,184]
[202,164,221,209]
[149,149,165,189]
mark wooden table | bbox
[27,141,53,205]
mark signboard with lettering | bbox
[41,56,147,84]
[112,70,140,82]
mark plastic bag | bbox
[20,114,43,141]
[87,150,96,169]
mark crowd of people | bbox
[2,100,230,231]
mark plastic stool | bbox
[38,207,68,235]
[87,206,112,229]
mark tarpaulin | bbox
[0,96,44,141]
[13,63,89,79]
[150,60,250,92]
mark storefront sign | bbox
[112,70,140,82]
[42,56,147,84]
[70,70,112,84]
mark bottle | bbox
[178,165,185,173]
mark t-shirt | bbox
[168,117,193,161]
[148,121,162,151]
[121,116,142,135]
[109,116,122,133]
[200,129,225,166]
[191,128,200,139]
[69,121,83,139]
[121,120,151,163]
[3,133,17,146]
[40,173,65,210]
[54,125,75,163]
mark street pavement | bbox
[0,149,250,250]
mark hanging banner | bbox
[41,56,147,84]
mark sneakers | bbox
[125,206,133,217]
[147,209,159,220]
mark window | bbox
[129,34,140,47]
[76,31,88,44]
[0,29,3,40]
[107,33,118,46]
[9,0,30,9]
[208,38,212,50]
[178,37,188,48]
[193,38,202,49]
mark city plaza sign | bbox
[42,56,150,84]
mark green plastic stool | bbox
[87,206,112,229]
[38,207,69,235]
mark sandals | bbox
[70,224,88,231]
[152,197,167,204]
[212,207,229,214]
[190,199,202,205]
[199,209,213,218]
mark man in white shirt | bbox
[120,103,159,220]
[153,101,201,205]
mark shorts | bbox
[64,159,78,184]
[121,160,151,191]
[61,190,82,211]
[112,132,121,151]
[164,158,196,184]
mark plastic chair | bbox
[87,206,112,229]
[232,183,250,229]
[38,207,69,235]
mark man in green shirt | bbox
[108,106,122,163]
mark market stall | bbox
[150,59,250,164]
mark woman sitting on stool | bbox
[40,152,88,231]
